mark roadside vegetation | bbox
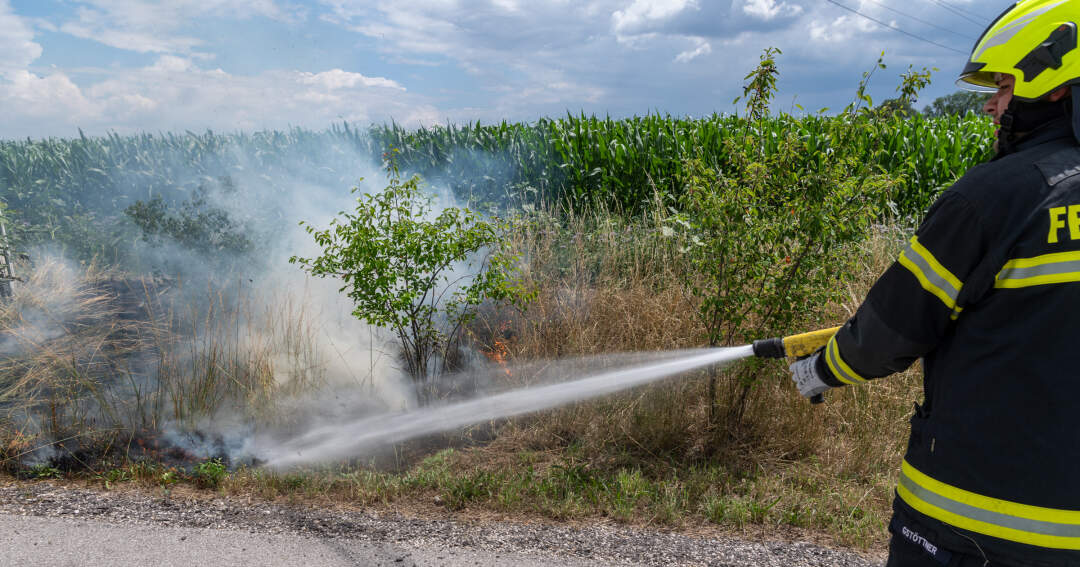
[0,51,991,550]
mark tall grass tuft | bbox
[0,256,347,468]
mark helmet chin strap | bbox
[1072,85,1080,145]
[998,94,1072,154]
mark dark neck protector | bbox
[999,97,1069,154]
[998,85,1080,154]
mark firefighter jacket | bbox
[818,117,1080,564]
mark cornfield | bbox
[0,113,993,263]
[375,112,994,214]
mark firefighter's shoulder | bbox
[943,149,1054,227]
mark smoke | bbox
[136,138,431,460]
[260,346,756,468]
[0,132,450,468]
[0,127,572,471]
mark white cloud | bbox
[147,55,197,74]
[809,13,878,43]
[510,71,606,105]
[490,0,521,12]
[0,0,43,78]
[60,7,203,54]
[4,71,100,123]
[675,37,711,62]
[298,69,406,91]
[0,55,435,139]
[742,0,802,20]
[612,0,697,37]
[58,0,304,55]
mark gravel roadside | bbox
[0,481,885,566]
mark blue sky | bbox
[1,0,1009,139]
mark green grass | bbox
[28,445,888,548]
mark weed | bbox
[291,151,533,401]
[749,495,782,524]
[193,459,227,490]
[160,469,180,487]
[25,464,61,480]
[608,468,649,519]
[102,467,131,489]
[701,490,731,525]
[441,471,494,510]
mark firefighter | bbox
[790,1,1080,565]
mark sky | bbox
[0,0,1011,139]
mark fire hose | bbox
[751,326,842,404]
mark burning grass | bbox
[0,210,920,550]
[0,253,408,473]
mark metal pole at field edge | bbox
[0,219,13,300]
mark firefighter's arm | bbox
[820,192,987,385]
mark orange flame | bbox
[483,321,513,377]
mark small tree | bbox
[674,48,895,426]
[290,152,532,403]
[874,65,934,118]
[923,90,992,117]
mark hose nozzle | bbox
[752,326,842,404]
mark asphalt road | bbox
[0,512,612,567]
[0,481,885,567]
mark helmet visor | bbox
[956,61,998,92]
[956,74,998,93]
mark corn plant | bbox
[1,94,993,267]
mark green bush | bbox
[193,458,227,489]
[291,151,533,402]
[673,48,897,423]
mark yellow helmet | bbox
[958,0,1080,101]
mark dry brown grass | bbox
[0,256,339,467]
[0,211,923,548]
[495,203,704,359]
[457,210,922,544]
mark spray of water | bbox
[260,345,756,468]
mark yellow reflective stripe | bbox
[904,460,1080,524]
[898,237,963,310]
[895,483,1080,550]
[909,237,963,291]
[898,460,1080,549]
[996,250,1080,289]
[997,273,1080,288]
[823,335,866,385]
[1000,250,1080,269]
